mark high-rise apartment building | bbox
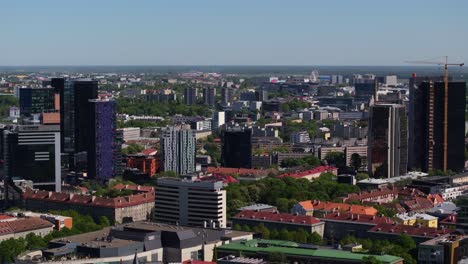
[87,99,120,181]
[19,87,55,117]
[3,125,61,191]
[409,79,466,172]
[154,178,226,228]
[220,87,233,106]
[161,127,196,175]
[368,104,407,178]
[212,111,225,130]
[222,127,252,168]
[184,87,197,105]
[203,87,216,107]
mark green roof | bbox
[217,239,403,264]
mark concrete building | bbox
[251,154,272,169]
[161,127,196,175]
[118,127,140,141]
[368,104,408,178]
[184,87,198,105]
[290,131,311,144]
[345,145,368,171]
[154,178,227,228]
[320,212,394,241]
[203,87,216,107]
[212,111,225,130]
[23,186,155,223]
[221,87,233,106]
[24,221,252,264]
[418,232,468,264]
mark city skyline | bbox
[1,0,467,66]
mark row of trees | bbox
[340,234,417,264]
[225,173,360,217]
[232,223,322,244]
[280,155,320,168]
[0,210,110,263]
[116,97,212,118]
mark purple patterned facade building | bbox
[87,99,119,181]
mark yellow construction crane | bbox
[406,56,464,173]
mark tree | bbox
[25,233,47,250]
[122,143,145,155]
[233,224,242,231]
[241,225,251,232]
[258,224,270,239]
[324,152,346,168]
[0,237,27,263]
[356,173,369,181]
[294,228,308,243]
[350,153,362,171]
[275,197,290,212]
[270,229,280,239]
[308,231,322,244]
[396,234,416,250]
[279,228,292,241]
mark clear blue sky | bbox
[1,0,467,66]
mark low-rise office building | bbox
[216,239,404,264]
[21,221,253,264]
[418,232,468,264]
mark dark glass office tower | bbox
[87,99,119,181]
[73,80,98,153]
[19,87,55,116]
[409,80,466,172]
[355,81,377,102]
[3,125,61,191]
[222,127,252,168]
[368,104,407,178]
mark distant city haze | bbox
[1,0,467,66]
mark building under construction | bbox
[409,79,466,172]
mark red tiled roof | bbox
[0,215,15,221]
[297,200,377,216]
[207,167,266,176]
[343,187,399,202]
[278,166,337,179]
[233,210,321,225]
[440,214,457,224]
[321,212,394,225]
[23,188,155,209]
[8,217,54,233]
[200,174,239,184]
[0,222,13,236]
[140,148,157,156]
[401,196,434,212]
[369,223,452,238]
[113,184,155,193]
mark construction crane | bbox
[406,56,464,173]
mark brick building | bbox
[22,186,155,224]
[232,210,324,236]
